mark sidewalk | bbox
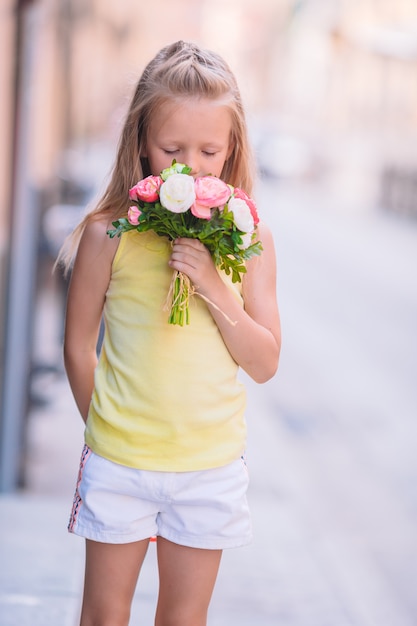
[0,357,86,626]
[0,492,84,626]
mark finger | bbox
[171,242,207,264]
[169,248,199,270]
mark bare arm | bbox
[169,221,281,383]
[63,218,119,421]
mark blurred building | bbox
[1,0,417,491]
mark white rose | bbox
[228,197,255,233]
[159,174,196,213]
[237,232,254,250]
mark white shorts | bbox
[68,445,252,550]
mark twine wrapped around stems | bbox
[164,270,193,325]
[164,270,237,326]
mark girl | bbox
[61,40,280,626]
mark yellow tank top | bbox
[85,230,247,471]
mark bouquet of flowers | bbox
[107,162,262,325]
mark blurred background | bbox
[1,0,417,625]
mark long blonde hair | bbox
[57,40,255,272]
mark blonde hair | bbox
[57,40,255,272]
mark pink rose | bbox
[233,188,259,225]
[127,205,141,225]
[129,176,162,202]
[191,176,231,219]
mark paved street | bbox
[1,178,417,625]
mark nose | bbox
[183,152,201,177]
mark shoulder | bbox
[79,214,120,260]
[82,214,119,244]
[73,214,120,279]
[66,216,120,330]
[242,220,277,300]
[255,220,274,246]
[248,220,276,270]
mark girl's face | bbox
[144,97,234,178]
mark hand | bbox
[168,238,221,297]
